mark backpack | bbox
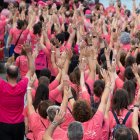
[111,110,132,138]
[85,82,100,110]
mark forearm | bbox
[88,57,96,80]
[43,124,56,140]
[60,90,68,113]
[27,53,35,76]
[132,107,139,134]
[80,71,86,91]
[98,82,111,114]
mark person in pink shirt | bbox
[0,45,35,140]
[15,47,29,78]
[109,89,133,139]
[7,19,29,58]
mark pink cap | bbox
[1,9,10,18]
[38,1,46,7]
[85,10,91,15]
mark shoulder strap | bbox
[40,119,47,129]
[15,30,24,47]
[67,107,72,115]
[112,111,120,124]
[122,111,132,125]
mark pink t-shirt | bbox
[60,105,75,131]
[28,112,50,140]
[122,44,131,52]
[15,55,29,78]
[29,112,67,140]
[35,50,47,70]
[82,110,104,140]
[0,20,6,41]
[0,78,28,124]
[9,28,29,54]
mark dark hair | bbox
[39,76,50,86]
[125,9,131,17]
[112,89,129,115]
[129,128,139,140]
[123,80,136,105]
[55,33,65,45]
[69,67,80,86]
[7,65,18,79]
[40,68,51,80]
[136,52,140,65]
[38,100,54,119]
[33,84,49,110]
[125,56,136,67]
[93,80,105,97]
[120,52,127,66]
[17,19,25,29]
[68,55,79,75]
[33,22,42,35]
[114,127,133,140]
[72,100,93,122]
[124,66,135,80]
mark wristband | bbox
[68,96,74,102]
[27,87,32,90]
[52,121,58,126]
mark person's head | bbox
[38,100,54,119]
[39,68,51,80]
[120,32,130,45]
[120,51,127,66]
[17,19,25,30]
[33,22,42,35]
[124,66,135,80]
[112,89,129,115]
[33,84,49,110]
[38,76,50,86]
[125,9,131,17]
[6,65,18,80]
[125,56,136,67]
[68,121,83,140]
[72,99,93,122]
[129,128,139,140]
[69,67,80,86]
[114,126,133,140]
[47,105,60,122]
[55,33,65,45]
[93,80,105,98]
[123,80,136,105]
[68,55,79,75]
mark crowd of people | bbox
[0,0,140,140]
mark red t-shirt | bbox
[0,78,28,124]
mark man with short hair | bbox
[0,45,35,140]
[42,106,84,140]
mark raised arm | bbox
[25,44,35,79]
[42,110,65,140]
[98,69,111,115]
[132,89,140,134]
